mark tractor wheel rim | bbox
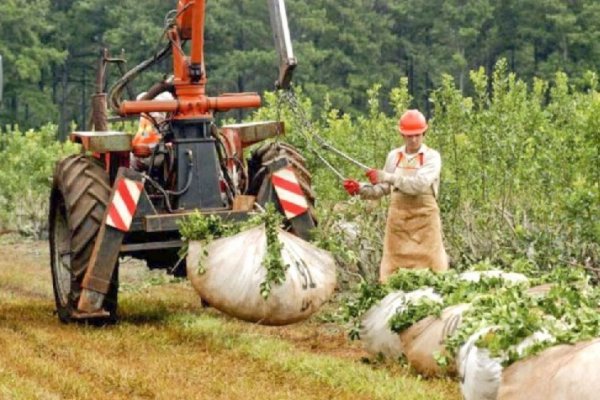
[53,208,71,306]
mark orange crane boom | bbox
[119,0,262,119]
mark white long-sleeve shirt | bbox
[360,144,441,200]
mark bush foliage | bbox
[0,124,79,237]
[255,60,599,281]
[1,62,598,277]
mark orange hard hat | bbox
[398,109,428,135]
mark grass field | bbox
[0,235,460,399]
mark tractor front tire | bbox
[49,155,118,324]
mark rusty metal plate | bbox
[71,131,132,153]
[144,210,251,232]
[221,121,284,146]
[120,240,184,252]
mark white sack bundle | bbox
[459,270,528,285]
[526,283,553,296]
[399,303,470,377]
[187,225,336,325]
[458,328,554,400]
[360,288,442,359]
[498,338,600,400]
[458,327,504,400]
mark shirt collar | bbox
[400,144,428,155]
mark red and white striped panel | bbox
[271,167,309,219]
[105,178,144,232]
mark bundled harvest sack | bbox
[399,303,470,377]
[458,327,504,400]
[359,291,406,359]
[526,283,552,296]
[459,270,528,285]
[360,288,441,359]
[497,338,600,400]
[187,225,336,325]
[458,328,554,400]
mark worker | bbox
[343,109,448,282]
[130,91,174,170]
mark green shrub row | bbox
[0,124,79,237]
[254,60,599,281]
[1,60,597,280]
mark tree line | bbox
[0,0,599,137]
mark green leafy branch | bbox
[389,297,444,333]
[259,205,289,299]
[443,281,600,367]
[178,204,288,299]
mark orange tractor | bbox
[49,0,315,323]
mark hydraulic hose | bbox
[108,42,172,114]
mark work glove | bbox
[343,179,361,196]
[366,169,393,185]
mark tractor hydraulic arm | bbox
[116,0,297,118]
[119,94,262,116]
[268,0,297,90]
[118,0,262,120]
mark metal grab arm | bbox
[268,0,297,89]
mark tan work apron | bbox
[380,191,448,282]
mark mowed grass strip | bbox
[0,296,459,400]
[168,312,459,400]
[0,240,460,399]
[0,298,372,400]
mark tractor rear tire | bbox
[247,142,317,230]
[49,155,118,324]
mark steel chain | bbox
[275,89,285,143]
[276,88,347,181]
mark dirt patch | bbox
[0,238,363,357]
[0,238,460,400]
[251,320,368,359]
